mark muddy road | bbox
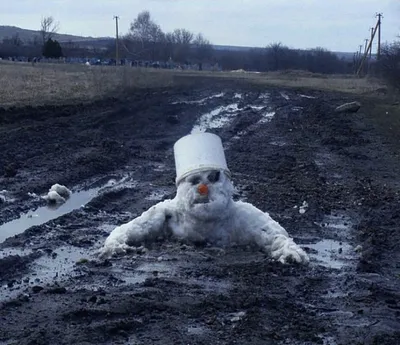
[0,82,399,345]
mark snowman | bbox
[99,133,309,264]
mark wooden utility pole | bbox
[359,45,363,57]
[370,27,374,59]
[364,39,369,54]
[356,21,379,76]
[114,15,119,65]
[376,13,383,60]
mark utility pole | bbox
[376,13,383,60]
[356,22,379,76]
[369,27,374,59]
[359,44,363,57]
[364,39,369,54]
[114,15,119,65]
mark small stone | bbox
[32,286,44,293]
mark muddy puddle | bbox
[0,245,91,301]
[303,213,358,269]
[0,189,99,243]
[0,175,141,244]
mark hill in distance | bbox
[0,25,355,60]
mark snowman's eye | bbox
[207,171,220,183]
[188,175,201,185]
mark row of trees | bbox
[120,11,213,63]
[213,43,352,74]
[379,41,400,90]
[0,11,368,75]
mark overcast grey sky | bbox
[1,0,399,52]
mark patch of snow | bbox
[258,111,275,124]
[0,190,15,203]
[191,103,239,133]
[299,201,308,214]
[249,105,265,111]
[233,93,242,99]
[172,92,225,105]
[42,184,71,205]
[258,93,270,100]
[280,92,290,100]
[299,94,317,99]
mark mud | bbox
[0,83,399,344]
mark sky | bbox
[1,0,399,52]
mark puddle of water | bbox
[0,246,91,301]
[0,188,100,243]
[319,214,352,231]
[306,239,354,269]
[191,103,239,133]
[303,213,357,269]
[30,246,90,282]
[0,176,139,244]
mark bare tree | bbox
[193,33,213,61]
[128,11,164,47]
[172,29,194,45]
[40,16,59,45]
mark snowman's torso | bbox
[164,198,273,248]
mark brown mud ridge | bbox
[0,84,399,345]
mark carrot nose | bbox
[197,184,209,196]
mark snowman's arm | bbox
[234,201,309,264]
[99,199,174,257]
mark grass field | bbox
[0,60,389,107]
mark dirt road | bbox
[0,81,399,345]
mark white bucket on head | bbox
[173,132,230,185]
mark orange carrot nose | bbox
[197,184,209,195]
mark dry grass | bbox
[0,60,387,107]
[174,69,385,94]
[0,61,174,107]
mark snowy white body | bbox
[100,170,309,264]
[42,183,71,204]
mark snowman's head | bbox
[175,169,234,220]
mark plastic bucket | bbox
[173,132,230,185]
